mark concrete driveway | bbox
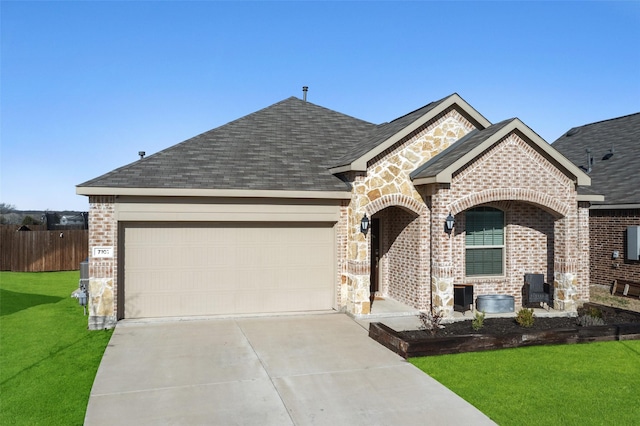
[85,313,495,425]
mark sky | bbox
[1,1,639,212]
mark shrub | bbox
[21,215,41,226]
[418,309,444,335]
[515,308,535,327]
[472,311,485,331]
[576,305,605,327]
[578,305,603,319]
[576,314,605,327]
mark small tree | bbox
[0,203,15,214]
[21,215,41,226]
[0,202,16,224]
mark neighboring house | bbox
[77,93,596,329]
[553,113,640,289]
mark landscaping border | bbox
[369,304,640,358]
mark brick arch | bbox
[365,194,427,217]
[449,188,569,218]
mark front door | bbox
[369,218,380,306]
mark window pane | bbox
[465,209,504,246]
[466,248,503,276]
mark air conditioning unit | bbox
[628,226,640,261]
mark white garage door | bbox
[123,222,335,318]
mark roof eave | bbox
[590,203,640,210]
[411,175,450,185]
[330,94,491,173]
[76,186,352,200]
[577,194,605,202]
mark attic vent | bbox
[602,145,614,161]
[579,148,593,174]
[566,127,580,137]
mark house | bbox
[77,93,596,330]
[552,113,640,290]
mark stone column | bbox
[553,214,579,311]
[577,202,591,302]
[430,185,455,318]
[345,198,371,315]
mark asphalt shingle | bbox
[78,97,376,192]
[331,96,449,168]
[552,113,640,205]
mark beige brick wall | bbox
[378,207,427,309]
[440,132,587,311]
[451,201,556,308]
[87,195,118,329]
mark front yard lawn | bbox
[410,340,640,425]
[0,272,113,425]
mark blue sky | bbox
[2,1,639,211]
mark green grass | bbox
[0,272,113,425]
[410,341,640,425]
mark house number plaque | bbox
[92,246,114,258]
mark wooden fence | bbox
[0,225,88,272]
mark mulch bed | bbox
[369,303,640,358]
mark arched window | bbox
[465,207,504,276]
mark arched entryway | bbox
[451,201,557,309]
[370,206,429,311]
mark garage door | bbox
[123,222,335,318]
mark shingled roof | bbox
[78,97,376,193]
[331,96,449,168]
[552,113,640,206]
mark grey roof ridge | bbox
[328,96,451,169]
[78,97,303,187]
[561,111,640,137]
[380,93,452,126]
[78,96,375,188]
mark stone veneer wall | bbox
[589,208,640,286]
[87,196,118,329]
[343,109,477,315]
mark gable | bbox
[450,132,576,216]
[350,109,477,213]
[412,118,592,188]
[329,93,491,173]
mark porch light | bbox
[445,213,455,233]
[360,214,370,234]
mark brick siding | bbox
[590,209,640,286]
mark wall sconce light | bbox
[360,214,370,234]
[445,213,455,233]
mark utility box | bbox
[80,259,89,290]
[628,226,640,261]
